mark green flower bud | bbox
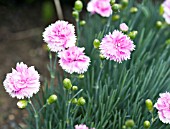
[143,120,151,128]
[63,78,72,90]
[17,100,28,109]
[77,97,86,106]
[110,0,116,5]
[47,94,57,104]
[99,54,105,60]
[78,74,84,79]
[125,119,135,128]
[156,21,163,28]
[122,125,126,129]
[165,39,170,45]
[121,0,128,8]
[130,7,138,13]
[159,5,164,15]
[128,31,138,39]
[93,39,100,48]
[72,86,78,91]
[72,11,79,19]
[112,14,120,21]
[71,98,78,104]
[112,4,121,12]
[74,0,83,12]
[80,20,86,26]
[145,99,153,112]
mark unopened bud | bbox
[145,99,153,112]
[112,4,121,12]
[63,78,72,90]
[122,125,126,129]
[71,98,78,104]
[77,97,86,106]
[110,0,116,5]
[125,119,135,128]
[74,0,83,12]
[159,5,164,15]
[99,54,105,60]
[72,86,78,91]
[78,74,84,79]
[143,120,150,128]
[47,94,57,104]
[128,31,138,39]
[112,14,120,21]
[121,0,128,8]
[93,39,100,48]
[72,11,79,19]
[130,7,138,13]
[156,21,163,28]
[80,20,86,26]
[17,100,28,109]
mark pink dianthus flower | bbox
[154,92,170,124]
[3,62,40,99]
[162,0,170,24]
[119,23,129,32]
[75,124,95,129]
[87,0,112,17]
[100,30,135,63]
[42,20,76,52]
[58,46,90,74]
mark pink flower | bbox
[75,124,95,129]
[119,23,129,32]
[162,0,170,24]
[3,62,40,99]
[100,30,135,63]
[154,92,170,124]
[42,20,76,52]
[87,0,112,17]
[58,46,90,74]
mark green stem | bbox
[38,104,47,113]
[76,14,80,46]
[28,99,39,129]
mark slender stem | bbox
[76,14,80,46]
[38,104,47,113]
[54,0,64,20]
[28,99,39,129]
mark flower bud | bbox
[128,31,138,40]
[80,20,86,26]
[121,0,128,9]
[110,0,116,5]
[74,0,83,12]
[78,74,84,79]
[72,11,79,19]
[165,39,170,45]
[120,23,129,32]
[77,97,86,106]
[112,4,121,12]
[112,14,120,21]
[63,78,72,90]
[17,100,28,109]
[130,7,138,13]
[47,94,58,104]
[156,21,163,29]
[71,98,78,104]
[143,120,150,128]
[122,125,126,129]
[159,5,164,15]
[145,99,153,112]
[72,86,78,91]
[125,119,135,128]
[99,54,105,60]
[93,39,100,48]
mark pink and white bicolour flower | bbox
[162,0,170,24]
[87,0,112,17]
[100,30,135,63]
[154,92,170,124]
[58,46,90,74]
[3,62,40,99]
[75,124,95,129]
[119,23,129,32]
[43,20,76,52]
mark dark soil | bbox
[0,2,73,128]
